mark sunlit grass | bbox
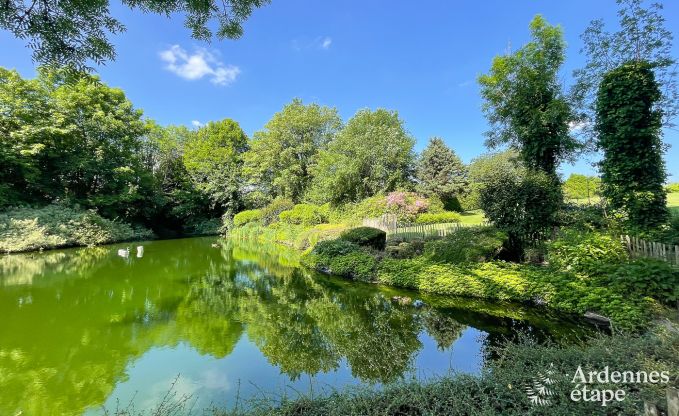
[458,210,486,225]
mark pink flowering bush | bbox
[385,191,430,222]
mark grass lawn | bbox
[458,210,486,224]
[667,191,679,215]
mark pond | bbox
[0,236,591,415]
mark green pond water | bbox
[0,236,591,415]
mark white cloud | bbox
[321,37,332,49]
[191,120,203,128]
[159,45,240,86]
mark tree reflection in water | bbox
[0,237,588,416]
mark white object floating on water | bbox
[136,246,144,258]
[117,247,130,258]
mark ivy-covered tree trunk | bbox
[595,61,668,232]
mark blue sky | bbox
[1,0,678,179]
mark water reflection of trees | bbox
[1,237,588,416]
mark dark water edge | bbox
[0,236,597,415]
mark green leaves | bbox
[595,61,668,232]
[244,99,342,205]
[309,109,415,205]
[479,15,577,177]
[0,0,269,70]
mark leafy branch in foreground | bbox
[0,0,270,70]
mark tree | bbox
[563,173,601,201]
[243,99,342,205]
[460,150,522,211]
[140,123,214,230]
[573,0,678,134]
[415,137,467,211]
[184,119,249,218]
[0,67,155,219]
[0,0,269,70]
[478,15,578,177]
[595,61,668,231]
[309,109,415,205]
[480,168,562,258]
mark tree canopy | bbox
[309,109,415,205]
[416,137,468,211]
[573,0,678,134]
[479,15,578,177]
[244,99,342,206]
[0,0,269,70]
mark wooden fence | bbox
[621,235,679,266]
[362,215,486,241]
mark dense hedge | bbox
[0,205,153,253]
[340,227,386,250]
[414,211,461,224]
[233,209,263,226]
[377,259,654,329]
[422,226,505,263]
[279,204,328,226]
[303,240,376,281]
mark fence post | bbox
[668,387,679,416]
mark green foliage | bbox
[0,205,153,253]
[0,67,157,221]
[184,118,249,216]
[293,223,349,250]
[415,137,467,210]
[478,15,578,177]
[563,174,601,200]
[574,0,678,133]
[557,203,611,231]
[233,209,263,227]
[278,204,328,226]
[480,168,562,257]
[595,258,679,305]
[340,227,386,251]
[423,227,506,263]
[414,212,461,224]
[596,61,668,232]
[323,251,377,282]
[659,212,679,245]
[377,259,652,329]
[547,229,628,275]
[312,239,361,258]
[666,183,679,193]
[0,0,269,70]
[304,239,377,281]
[309,109,415,204]
[234,326,678,416]
[244,99,342,205]
[460,150,522,211]
[259,198,295,225]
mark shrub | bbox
[260,198,295,225]
[595,258,679,305]
[340,227,386,250]
[0,205,153,253]
[294,223,348,250]
[326,250,377,282]
[279,204,328,226]
[377,258,652,329]
[547,229,627,275]
[423,227,505,263]
[233,209,263,227]
[557,203,611,231]
[415,212,461,224]
[480,168,562,258]
[305,239,377,281]
[312,239,362,257]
